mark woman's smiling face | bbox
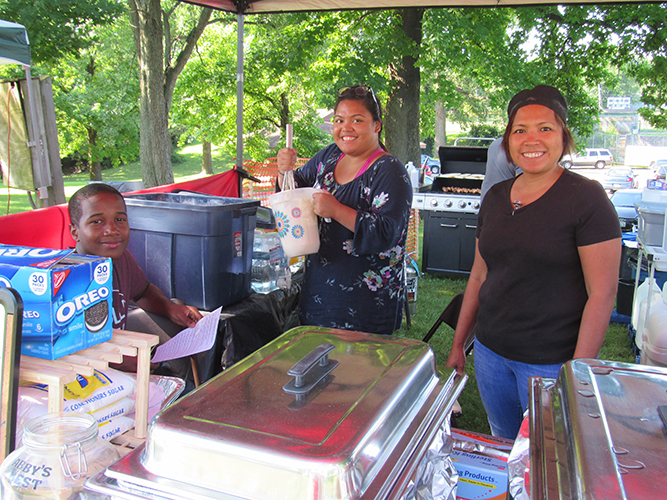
[508,104,565,175]
[332,99,381,157]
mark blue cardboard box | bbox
[452,449,508,500]
[0,245,113,360]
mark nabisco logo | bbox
[52,270,70,296]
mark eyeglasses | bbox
[338,85,381,115]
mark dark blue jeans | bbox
[474,339,563,439]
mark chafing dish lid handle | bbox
[283,343,339,395]
[659,405,667,429]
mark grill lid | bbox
[438,146,488,175]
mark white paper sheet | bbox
[151,307,222,363]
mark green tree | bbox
[52,19,140,179]
[170,20,238,172]
[608,4,667,129]
[0,0,124,65]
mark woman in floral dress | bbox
[276,85,412,334]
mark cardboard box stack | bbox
[451,429,514,500]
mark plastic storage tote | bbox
[124,192,260,311]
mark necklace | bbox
[512,200,522,215]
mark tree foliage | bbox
[52,19,140,172]
[0,0,124,65]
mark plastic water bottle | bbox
[407,161,419,191]
[251,223,290,293]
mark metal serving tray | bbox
[530,359,667,500]
[86,327,465,500]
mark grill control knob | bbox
[458,200,467,209]
[473,201,481,210]
[430,199,439,208]
[444,199,453,208]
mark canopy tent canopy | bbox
[186,0,642,11]
[0,20,30,66]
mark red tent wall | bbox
[0,169,240,249]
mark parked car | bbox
[561,148,614,169]
[650,159,667,182]
[610,188,642,232]
[420,154,440,185]
[602,167,637,191]
[421,154,441,175]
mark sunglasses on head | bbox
[338,85,381,114]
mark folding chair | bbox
[422,292,476,356]
[0,287,23,461]
[421,291,476,420]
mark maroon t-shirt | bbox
[112,250,149,329]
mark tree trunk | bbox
[128,0,212,188]
[88,127,102,181]
[128,0,172,188]
[385,8,423,167]
[435,101,447,152]
[202,140,213,174]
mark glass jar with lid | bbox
[0,411,119,499]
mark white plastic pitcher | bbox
[268,188,321,258]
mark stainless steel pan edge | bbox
[382,371,467,500]
[85,444,241,500]
[530,359,667,500]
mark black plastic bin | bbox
[124,192,260,311]
[617,278,634,317]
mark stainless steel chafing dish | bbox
[86,327,466,499]
[529,359,667,500]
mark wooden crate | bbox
[19,329,159,441]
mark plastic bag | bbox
[507,412,531,500]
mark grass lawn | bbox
[0,143,236,216]
[1,143,638,436]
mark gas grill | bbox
[415,146,488,277]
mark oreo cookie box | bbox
[0,245,113,360]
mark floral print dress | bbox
[283,143,413,335]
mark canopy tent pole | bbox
[236,12,244,196]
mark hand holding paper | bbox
[151,306,222,363]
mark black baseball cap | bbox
[507,85,568,123]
